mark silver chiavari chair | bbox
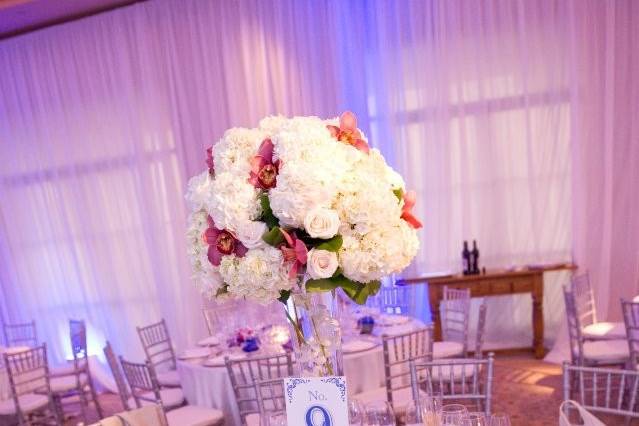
[1,344,61,425]
[202,308,219,337]
[562,363,639,420]
[376,285,415,315]
[103,341,132,411]
[434,287,470,359]
[120,358,224,426]
[48,319,102,422]
[473,303,488,358]
[353,326,434,414]
[3,321,37,348]
[225,352,294,425]
[621,300,639,368]
[250,377,286,425]
[571,273,625,341]
[564,286,628,367]
[409,353,494,416]
[137,319,180,388]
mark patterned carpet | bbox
[63,353,633,425]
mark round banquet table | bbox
[177,316,424,426]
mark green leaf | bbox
[278,290,291,304]
[259,193,279,229]
[393,188,404,203]
[367,280,382,296]
[262,226,284,246]
[314,235,343,252]
[215,284,229,297]
[306,278,339,292]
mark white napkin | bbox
[204,352,246,367]
[178,347,210,360]
[197,336,221,347]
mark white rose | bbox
[235,221,268,249]
[307,249,339,279]
[304,207,340,239]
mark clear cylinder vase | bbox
[287,291,343,377]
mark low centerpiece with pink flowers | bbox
[186,112,421,376]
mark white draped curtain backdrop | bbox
[0,0,637,363]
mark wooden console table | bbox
[400,264,576,359]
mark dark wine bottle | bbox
[471,240,480,274]
[462,241,470,275]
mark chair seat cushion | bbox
[0,393,50,415]
[354,386,425,412]
[50,373,88,393]
[433,341,465,359]
[132,388,185,410]
[166,405,224,426]
[582,322,626,340]
[583,339,629,362]
[157,369,181,387]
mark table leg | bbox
[428,284,442,341]
[532,273,545,358]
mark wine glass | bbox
[464,412,489,426]
[405,396,443,425]
[441,404,468,426]
[365,400,396,426]
[489,413,511,426]
[348,398,364,425]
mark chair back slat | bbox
[137,319,176,372]
[441,287,471,353]
[563,286,586,365]
[3,320,37,348]
[571,274,597,327]
[563,363,639,418]
[381,326,433,405]
[409,353,494,416]
[104,341,131,410]
[474,303,488,357]
[370,285,416,315]
[225,352,294,424]
[622,300,639,367]
[253,377,286,415]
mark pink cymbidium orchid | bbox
[202,216,247,266]
[249,138,280,189]
[327,111,370,154]
[279,228,308,278]
[401,190,423,229]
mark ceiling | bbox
[0,0,139,39]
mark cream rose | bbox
[304,207,340,239]
[235,220,268,249]
[306,249,339,279]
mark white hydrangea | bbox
[219,247,294,304]
[186,113,421,304]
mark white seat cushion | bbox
[166,405,224,426]
[433,341,465,359]
[582,322,626,340]
[132,388,185,410]
[354,386,425,412]
[0,393,50,415]
[583,339,629,362]
[157,369,181,387]
[50,374,88,393]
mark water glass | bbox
[464,412,488,426]
[489,413,511,426]
[404,396,443,425]
[441,404,468,425]
[365,400,396,426]
[348,398,364,425]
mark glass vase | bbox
[287,291,343,377]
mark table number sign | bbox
[284,376,348,426]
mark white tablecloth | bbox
[177,317,424,426]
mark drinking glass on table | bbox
[441,404,468,425]
[464,412,489,426]
[348,398,364,425]
[261,410,286,426]
[365,400,396,426]
[405,396,443,425]
[489,413,511,426]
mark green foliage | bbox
[262,226,285,246]
[278,290,291,304]
[393,188,404,203]
[314,235,343,252]
[306,275,381,305]
[259,193,279,229]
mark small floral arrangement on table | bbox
[186,112,421,306]
[186,112,421,374]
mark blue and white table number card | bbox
[284,376,349,426]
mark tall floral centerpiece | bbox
[186,112,421,376]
